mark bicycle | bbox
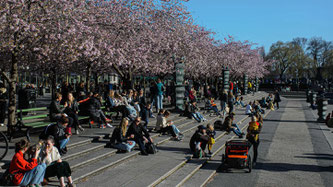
[0,131,9,161]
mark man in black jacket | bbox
[41,116,71,155]
[127,117,153,155]
[49,93,67,122]
[190,125,210,158]
[49,93,73,132]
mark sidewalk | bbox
[207,98,333,187]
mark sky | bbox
[184,0,333,52]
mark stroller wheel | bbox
[247,156,252,173]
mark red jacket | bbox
[230,82,234,91]
[9,151,38,185]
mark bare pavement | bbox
[207,98,333,187]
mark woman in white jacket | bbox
[38,136,74,187]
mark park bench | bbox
[10,102,115,141]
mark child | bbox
[206,124,216,155]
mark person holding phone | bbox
[9,139,46,186]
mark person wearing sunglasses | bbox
[126,117,153,155]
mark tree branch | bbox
[112,64,124,78]
[0,69,11,83]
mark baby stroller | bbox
[221,140,253,173]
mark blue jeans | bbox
[20,163,46,186]
[59,138,69,149]
[156,94,163,112]
[171,125,180,136]
[211,106,220,116]
[220,101,226,112]
[231,124,242,136]
[113,141,136,152]
[192,112,205,122]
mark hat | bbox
[198,125,207,130]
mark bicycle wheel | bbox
[0,131,9,161]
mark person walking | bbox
[246,116,261,165]
[156,79,164,112]
[273,90,281,109]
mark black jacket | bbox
[110,127,128,144]
[126,122,150,140]
[49,100,65,121]
[87,97,102,117]
[189,130,209,152]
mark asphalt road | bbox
[207,99,333,187]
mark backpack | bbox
[0,168,15,186]
[145,142,158,154]
[214,120,224,131]
[39,123,56,140]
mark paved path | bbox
[207,98,333,187]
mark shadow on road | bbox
[254,162,333,172]
[263,119,317,123]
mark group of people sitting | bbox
[107,109,184,155]
[8,136,74,187]
[191,111,264,165]
[245,91,281,116]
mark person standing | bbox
[156,79,164,112]
[246,116,261,165]
[273,90,281,109]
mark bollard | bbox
[223,67,230,93]
[306,90,311,103]
[317,96,328,122]
[243,74,248,95]
[310,92,317,109]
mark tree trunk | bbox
[50,70,57,100]
[7,52,18,132]
[86,63,92,92]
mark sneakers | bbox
[78,125,85,132]
[75,130,79,135]
[106,123,113,128]
[150,115,156,118]
[0,123,4,127]
[99,125,106,129]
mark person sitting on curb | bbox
[108,117,136,153]
[222,113,244,138]
[190,101,207,123]
[209,97,222,117]
[38,136,74,187]
[234,96,246,107]
[39,115,71,155]
[156,110,183,141]
[245,101,253,115]
[126,117,153,155]
[190,125,210,158]
[9,139,46,186]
